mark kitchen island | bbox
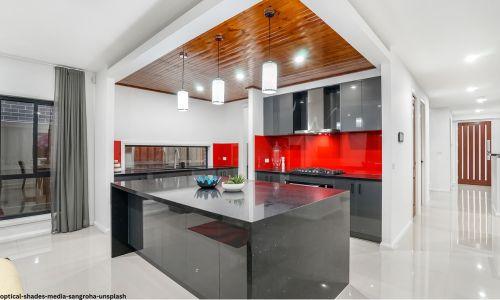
[111,176,350,299]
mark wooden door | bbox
[458,121,492,186]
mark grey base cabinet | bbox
[334,178,381,242]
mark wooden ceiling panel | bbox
[117,0,374,102]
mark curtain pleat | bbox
[52,67,88,233]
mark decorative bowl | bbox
[194,175,221,189]
[221,182,245,192]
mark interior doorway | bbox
[413,96,426,217]
[457,121,491,186]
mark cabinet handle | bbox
[350,183,354,194]
[358,183,362,194]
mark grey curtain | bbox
[52,67,89,233]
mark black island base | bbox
[111,176,350,299]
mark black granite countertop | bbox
[112,176,347,223]
[256,169,382,181]
[115,166,237,177]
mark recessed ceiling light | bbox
[350,85,357,90]
[235,71,245,81]
[475,109,484,113]
[466,86,478,93]
[294,54,305,64]
[477,263,483,270]
[478,291,486,298]
[293,49,308,65]
[465,54,480,63]
[195,84,204,92]
[477,97,487,104]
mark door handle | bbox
[350,183,354,194]
[358,183,362,194]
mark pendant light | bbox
[262,7,277,94]
[177,50,189,111]
[212,34,225,105]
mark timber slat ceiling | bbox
[117,0,374,102]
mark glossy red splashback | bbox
[213,143,239,167]
[114,140,121,162]
[255,131,382,175]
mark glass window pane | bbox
[37,105,53,171]
[124,145,207,170]
[188,147,207,167]
[1,100,34,175]
[0,177,51,219]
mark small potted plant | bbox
[221,175,246,192]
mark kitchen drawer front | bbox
[287,174,334,186]
[255,172,287,183]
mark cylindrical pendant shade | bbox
[212,77,225,105]
[262,60,277,94]
[177,90,189,111]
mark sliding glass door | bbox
[0,95,53,220]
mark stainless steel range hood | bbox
[294,88,333,134]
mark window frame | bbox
[0,94,54,220]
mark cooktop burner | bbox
[291,168,345,176]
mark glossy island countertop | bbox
[112,176,347,223]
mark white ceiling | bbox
[0,0,200,71]
[349,0,500,113]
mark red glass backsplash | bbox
[255,131,382,175]
[114,140,121,162]
[213,143,239,167]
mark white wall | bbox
[381,54,430,247]
[0,55,96,239]
[114,85,247,168]
[429,108,452,191]
[0,55,55,100]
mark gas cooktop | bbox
[290,168,345,176]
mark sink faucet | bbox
[173,147,180,169]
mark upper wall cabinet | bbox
[263,94,293,136]
[340,76,381,132]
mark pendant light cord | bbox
[217,38,220,78]
[268,16,271,60]
[181,50,185,90]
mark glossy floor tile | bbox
[1,227,194,299]
[2,184,499,299]
[346,184,500,299]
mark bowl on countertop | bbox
[221,182,245,192]
[194,175,221,189]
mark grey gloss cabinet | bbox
[263,94,293,136]
[334,178,381,242]
[340,76,381,132]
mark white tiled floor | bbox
[1,184,499,299]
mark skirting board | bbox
[493,205,500,217]
[93,221,110,233]
[0,214,52,243]
[380,220,413,249]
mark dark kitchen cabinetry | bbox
[324,85,341,131]
[334,178,381,242]
[255,171,286,183]
[263,94,293,136]
[340,76,381,132]
[292,91,308,132]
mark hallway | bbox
[344,184,500,298]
